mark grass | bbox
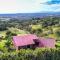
[8,27,29,35]
[0,40,7,49]
[31,25,42,30]
[56,42,60,47]
[0,31,6,38]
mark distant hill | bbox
[0,12,60,20]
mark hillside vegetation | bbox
[0,17,60,60]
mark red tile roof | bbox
[13,34,55,49]
[38,37,55,48]
[13,34,38,47]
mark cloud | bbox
[39,0,60,12]
[0,0,60,13]
[0,0,18,13]
[41,4,60,12]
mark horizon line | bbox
[0,12,60,14]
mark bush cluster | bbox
[0,48,60,60]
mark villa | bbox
[12,34,55,50]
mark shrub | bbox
[0,48,60,60]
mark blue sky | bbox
[0,0,60,13]
[46,0,60,4]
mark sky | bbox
[0,0,60,13]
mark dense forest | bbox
[0,16,60,60]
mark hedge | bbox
[0,48,60,60]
